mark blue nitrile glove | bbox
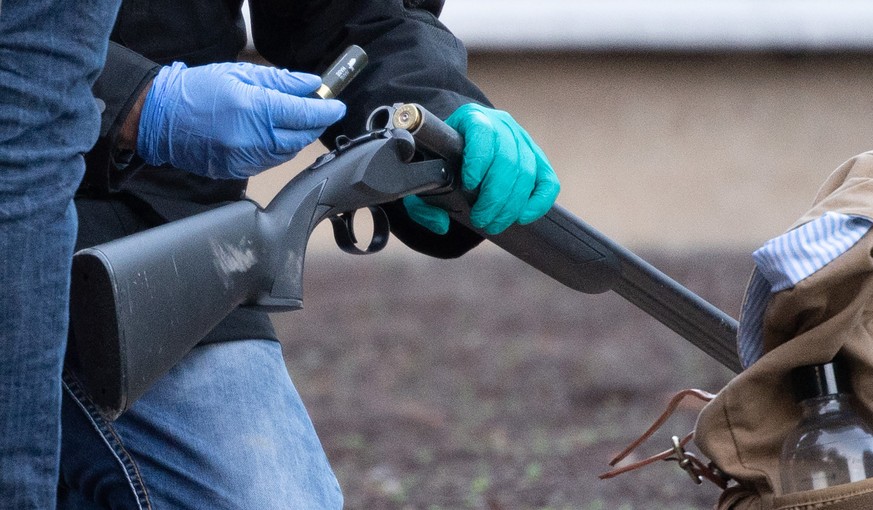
[137,61,346,179]
[403,103,560,235]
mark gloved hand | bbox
[403,103,560,235]
[137,61,346,179]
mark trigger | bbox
[329,211,359,253]
[329,207,391,255]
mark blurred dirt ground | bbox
[272,248,752,509]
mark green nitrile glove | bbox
[403,103,560,235]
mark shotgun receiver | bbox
[70,103,741,419]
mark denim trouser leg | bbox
[0,203,77,508]
[59,340,343,509]
[0,1,119,507]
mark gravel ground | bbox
[273,248,752,509]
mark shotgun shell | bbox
[392,103,423,132]
[315,44,368,99]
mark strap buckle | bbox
[669,435,703,485]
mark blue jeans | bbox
[59,339,343,509]
[0,1,119,507]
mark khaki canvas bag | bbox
[693,151,873,509]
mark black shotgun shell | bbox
[315,45,368,99]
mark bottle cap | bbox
[790,358,853,402]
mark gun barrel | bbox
[394,103,742,373]
[490,203,741,373]
[392,103,464,164]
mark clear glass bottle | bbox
[779,358,873,495]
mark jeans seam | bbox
[62,370,152,509]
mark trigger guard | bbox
[329,207,391,255]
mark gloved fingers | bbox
[263,88,346,130]
[470,115,534,230]
[402,195,450,235]
[518,131,560,225]
[226,62,323,97]
[475,121,538,234]
[445,105,497,191]
[482,124,536,234]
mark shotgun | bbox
[70,103,741,420]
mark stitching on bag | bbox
[773,482,873,509]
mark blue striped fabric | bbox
[737,212,872,368]
[737,268,771,368]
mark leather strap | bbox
[599,388,728,489]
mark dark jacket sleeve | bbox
[249,0,489,258]
[84,42,160,194]
[94,43,160,140]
